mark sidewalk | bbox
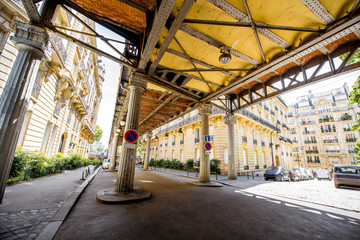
[0,165,98,240]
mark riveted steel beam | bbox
[21,0,41,22]
[180,24,260,65]
[230,41,360,112]
[208,0,291,48]
[138,0,176,70]
[148,0,195,76]
[301,0,335,25]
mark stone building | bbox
[288,84,360,170]
[141,97,293,174]
[0,1,103,158]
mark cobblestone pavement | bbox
[0,166,95,240]
[0,206,61,239]
[149,167,360,212]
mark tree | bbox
[94,125,103,142]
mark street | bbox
[54,169,360,240]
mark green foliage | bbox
[9,147,27,179]
[348,75,360,161]
[149,159,155,167]
[92,158,101,166]
[341,113,352,120]
[8,150,92,184]
[185,159,194,169]
[339,49,360,65]
[94,125,103,142]
[210,159,220,173]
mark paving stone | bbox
[29,210,38,213]
[0,213,7,215]
[13,229,26,234]
[27,233,37,238]
[0,228,9,234]
[10,225,23,231]
[15,232,28,238]
[4,235,19,240]
[0,232,14,238]
[22,223,32,228]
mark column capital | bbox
[11,21,48,59]
[146,132,153,139]
[198,102,212,115]
[224,115,237,125]
[129,71,147,90]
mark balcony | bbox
[349,150,355,154]
[165,143,168,147]
[304,140,317,144]
[323,139,339,143]
[160,144,163,147]
[195,138,200,143]
[172,142,175,146]
[261,141,265,147]
[325,150,340,153]
[270,110,275,116]
[303,131,315,134]
[253,139,257,145]
[319,117,334,123]
[240,110,280,132]
[343,128,353,132]
[321,129,336,133]
[286,138,293,144]
[301,121,316,125]
[180,140,184,145]
[242,136,247,143]
[305,150,319,154]
[346,138,357,143]
[264,105,269,112]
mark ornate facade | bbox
[141,97,293,174]
[0,1,103,158]
[288,84,360,170]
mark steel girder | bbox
[228,40,360,113]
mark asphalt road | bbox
[54,169,360,240]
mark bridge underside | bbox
[20,0,360,136]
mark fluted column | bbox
[115,72,147,192]
[0,22,48,203]
[143,132,153,170]
[199,103,212,182]
[109,131,119,171]
[225,114,237,180]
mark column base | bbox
[187,181,223,187]
[103,169,117,172]
[96,188,151,204]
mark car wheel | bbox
[334,183,340,188]
[264,178,268,181]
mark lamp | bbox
[120,120,125,127]
[219,47,231,64]
[165,132,169,137]
[178,128,183,134]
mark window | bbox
[254,150,258,165]
[40,122,53,152]
[262,151,265,165]
[243,149,247,166]
[180,150,183,162]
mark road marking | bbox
[349,221,359,225]
[266,200,281,204]
[256,196,266,199]
[234,190,253,197]
[285,203,298,208]
[301,209,321,215]
[326,213,344,220]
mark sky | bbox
[94,24,124,147]
[92,24,360,148]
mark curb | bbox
[36,166,101,240]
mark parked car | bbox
[333,165,360,188]
[315,170,332,180]
[102,159,110,169]
[288,169,301,181]
[306,170,314,180]
[294,167,308,180]
[264,166,290,181]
